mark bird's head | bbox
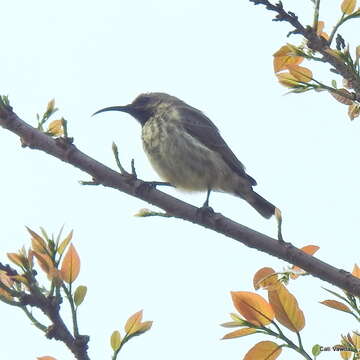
[93,92,179,126]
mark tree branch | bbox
[250,0,360,100]
[0,103,360,296]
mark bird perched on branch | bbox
[93,92,276,218]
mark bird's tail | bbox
[236,190,276,219]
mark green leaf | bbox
[110,330,122,351]
[74,285,87,307]
[312,344,321,357]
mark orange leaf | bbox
[244,341,282,360]
[7,253,25,267]
[341,0,356,14]
[253,267,279,291]
[32,251,56,278]
[273,44,303,73]
[291,245,320,278]
[125,310,143,334]
[288,65,313,82]
[60,244,80,284]
[0,272,14,300]
[222,327,257,339]
[353,264,360,278]
[320,300,352,313]
[27,227,48,254]
[231,291,274,326]
[276,72,300,88]
[268,284,305,332]
[37,357,57,360]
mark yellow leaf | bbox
[320,300,352,313]
[231,291,274,326]
[276,72,300,88]
[291,245,320,278]
[7,252,25,267]
[244,341,282,360]
[341,350,352,360]
[46,99,56,113]
[74,285,87,307]
[60,244,80,284]
[273,44,303,73]
[220,321,247,328]
[125,310,143,334]
[58,230,73,255]
[268,284,305,332]
[48,119,64,136]
[222,328,257,339]
[356,45,360,61]
[253,267,279,291]
[110,330,122,351]
[11,274,29,287]
[135,320,153,334]
[288,65,313,82]
[341,0,356,14]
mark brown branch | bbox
[250,0,360,100]
[0,104,360,296]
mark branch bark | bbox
[0,103,360,296]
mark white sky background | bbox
[1,0,359,359]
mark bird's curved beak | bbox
[92,105,132,117]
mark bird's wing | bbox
[177,105,257,186]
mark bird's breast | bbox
[141,114,237,192]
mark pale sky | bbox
[1,0,359,359]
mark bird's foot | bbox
[143,181,174,189]
[196,204,215,220]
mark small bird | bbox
[93,93,276,218]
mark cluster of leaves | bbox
[273,0,360,120]
[221,245,360,359]
[0,228,152,359]
[110,310,153,360]
[221,245,319,360]
[36,99,65,137]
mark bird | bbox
[93,92,276,218]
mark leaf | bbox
[276,72,300,87]
[74,285,87,306]
[134,320,153,335]
[253,267,279,290]
[32,251,58,279]
[220,321,247,328]
[268,284,305,332]
[27,227,48,254]
[60,244,80,284]
[58,230,73,255]
[125,310,143,334]
[244,341,282,360]
[37,357,57,360]
[330,88,354,105]
[312,344,321,356]
[0,272,14,301]
[352,264,360,278]
[341,0,356,14]
[320,300,352,313]
[110,330,122,351]
[273,44,303,73]
[7,253,25,267]
[48,119,64,136]
[322,287,349,303]
[231,291,274,326]
[46,99,56,113]
[291,245,320,278]
[348,103,360,120]
[222,327,257,339]
[288,65,313,82]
